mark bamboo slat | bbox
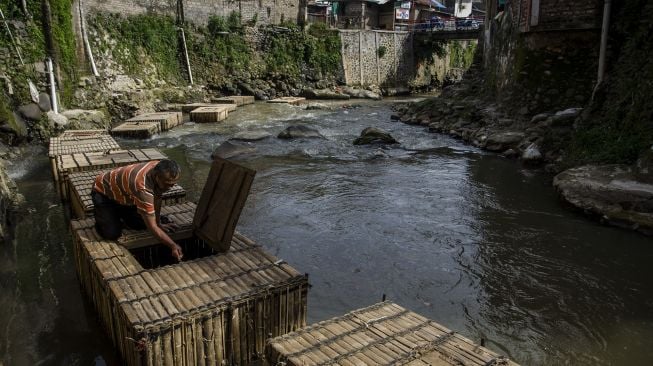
[49,133,120,157]
[265,302,520,366]
[181,103,237,113]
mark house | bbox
[487,0,603,31]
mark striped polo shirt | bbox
[93,161,159,215]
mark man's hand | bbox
[160,222,179,233]
[171,243,183,261]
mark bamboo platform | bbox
[190,106,230,123]
[181,103,237,114]
[68,169,186,218]
[59,129,111,137]
[49,133,120,158]
[267,97,306,105]
[54,148,167,200]
[127,112,183,131]
[71,202,308,366]
[213,96,255,106]
[111,122,161,139]
[266,301,519,366]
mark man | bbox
[91,159,183,261]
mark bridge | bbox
[411,27,482,40]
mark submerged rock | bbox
[554,165,653,234]
[278,125,324,139]
[353,127,398,145]
[484,132,525,152]
[231,130,272,142]
[211,141,257,160]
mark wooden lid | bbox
[193,157,256,251]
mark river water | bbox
[2,99,653,366]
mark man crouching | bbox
[91,159,183,261]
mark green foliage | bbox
[449,41,475,69]
[565,0,653,166]
[377,45,387,58]
[92,13,183,82]
[263,22,341,77]
[413,34,447,64]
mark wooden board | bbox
[111,121,160,139]
[193,157,256,252]
[267,97,306,105]
[212,95,255,106]
[189,106,230,123]
[266,301,520,366]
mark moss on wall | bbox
[565,0,653,166]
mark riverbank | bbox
[393,64,653,236]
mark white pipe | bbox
[47,58,58,114]
[179,28,193,85]
[79,0,99,76]
[0,8,24,65]
[597,0,611,86]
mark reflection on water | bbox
[1,100,652,365]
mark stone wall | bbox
[81,0,302,25]
[513,0,602,31]
[340,30,414,87]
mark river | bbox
[1,99,652,365]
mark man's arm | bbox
[141,212,183,261]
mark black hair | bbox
[153,159,181,178]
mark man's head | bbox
[152,159,181,192]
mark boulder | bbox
[382,87,410,96]
[47,111,68,128]
[18,103,42,121]
[521,143,542,163]
[61,109,109,129]
[231,130,272,142]
[341,86,382,100]
[305,102,330,110]
[530,113,549,124]
[551,108,582,127]
[353,127,398,145]
[484,132,525,152]
[554,165,653,234]
[38,93,51,112]
[278,125,324,139]
[210,141,257,160]
[301,88,350,100]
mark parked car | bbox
[455,17,481,29]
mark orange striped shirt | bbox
[93,161,159,215]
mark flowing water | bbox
[2,100,653,366]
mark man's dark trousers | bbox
[91,190,146,240]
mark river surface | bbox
[1,99,653,366]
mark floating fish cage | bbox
[53,148,167,200]
[266,301,519,366]
[111,121,161,139]
[127,112,183,131]
[71,204,308,366]
[213,96,255,106]
[49,132,120,181]
[67,169,186,218]
[69,158,307,365]
[181,103,237,114]
[267,97,306,106]
[190,106,230,123]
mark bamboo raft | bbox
[127,112,183,131]
[213,96,255,106]
[190,106,230,123]
[182,103,237,114]
[71,202,308,366]
[111,122,161,139]
[266,301,519,366]
[53,148,167,200]
[67,169,187,218]
[267,97,306,106]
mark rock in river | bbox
[211,141,257,160]
[278,125,324,139]
[353,127,398,145]
[231,130,272,142]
